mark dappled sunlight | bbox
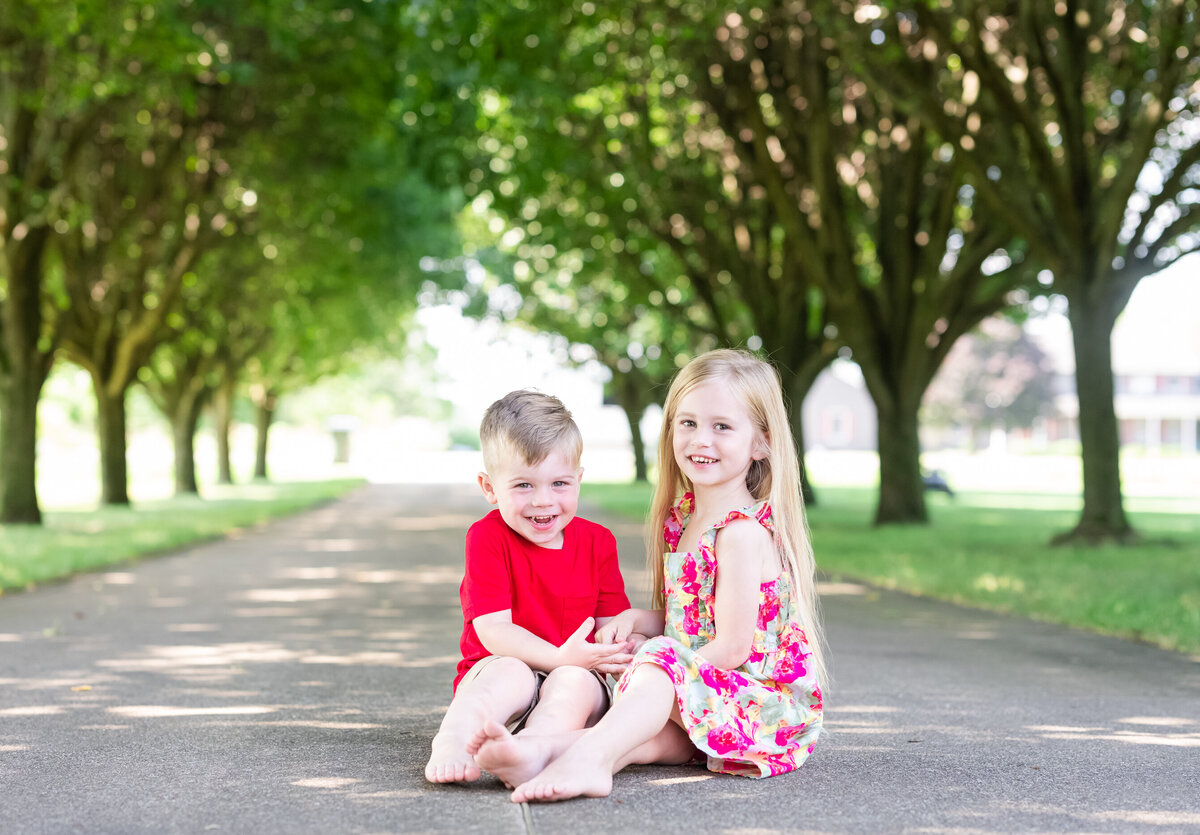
[239,587,349,603]
[0,634,22,642]
[0,744,31,751]
[387,514,478,532]
[100,572,137,585]
[353,567,459,585]
[292,777,360,788]
[276,566,340,580]
[96,642,300,676]
[2,674,119,691]
[1117,716,1196,727]
[108,705,278,718]
[1027,721,1200,748]
[647,773,715,786]
[149,597,189,608]
[165,623,220,633]
[302,539,367,552]
[231,607,306,618]
[954,629,998,641]
[263,720,383,730]
[0,706,64,716]
[1081,811,1200,827]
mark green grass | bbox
[582,482,1200,655]
[0,479,364,592]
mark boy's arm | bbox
[474,610,632,673]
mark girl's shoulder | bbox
[712,499,774,535]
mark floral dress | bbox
[616,493,823,778]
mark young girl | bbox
[467,349,827,801]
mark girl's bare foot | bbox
[509,741,614,803]
[424,733,481,783]
[466,720,565,788]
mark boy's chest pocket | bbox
[561,594,597,636]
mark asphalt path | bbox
[1,483,1198,834]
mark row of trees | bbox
[416,0,1198,543]
[0,1,458,524]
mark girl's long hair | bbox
[646,349,829,689]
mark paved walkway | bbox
[1,484,1198,834]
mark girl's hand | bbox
[593,609,637,644]
[592,631,651,676]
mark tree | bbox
[690,1,1038,522]
[923,316,1055,448]
[418,0,839,499]
[0,0,198,521]
[874,1,1200,541]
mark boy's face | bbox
[478,446,582,549]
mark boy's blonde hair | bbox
[647,349,829,690]
[480,390,583,473]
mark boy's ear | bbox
[477,472,500,505]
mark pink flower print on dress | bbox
[698,664,739,696]
[706,724,756,756]
[758,586,781,627]
[772,638,809,684]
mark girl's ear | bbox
[752,432,769,461]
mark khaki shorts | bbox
[458,655,615,732]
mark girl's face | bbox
[671,380,765,493]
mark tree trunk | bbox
[0,226,53,524]
[1054,296,1134,544]
[0,369,47,524]
[213,370,235,485]
[873,394,927,525]
[172,390,205,495]
[253,392,276,480]
[93,380,131,506]
[620,400,648,483]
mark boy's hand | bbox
[592,631,651,676]
[556,617,633,671]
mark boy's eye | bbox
[515,482,532,489]
[553,480,569,487]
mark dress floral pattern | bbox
[617,493,823,778]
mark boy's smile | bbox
[478,447,582,549]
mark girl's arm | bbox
[695,520,772,670]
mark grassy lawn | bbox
[0,479,364,592]
[581,481,1200,656]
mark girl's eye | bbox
[679,419,696,428]
[715,423,731,431]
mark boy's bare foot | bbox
[466,720,562,788]
[424,733,481,783]
[509,740,614,803]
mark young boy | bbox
[425,390,634,784]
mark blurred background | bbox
[3,0,1198,536]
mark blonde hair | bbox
[480,390,583,473]
[647,349,828,689]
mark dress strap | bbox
[710,500,774,535]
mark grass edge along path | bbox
[582,482,1200,657]
[0,479,365,593]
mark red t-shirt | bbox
[453,510,631,691]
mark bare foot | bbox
[425,733,481,783]
[509,739,614,803]
[466,720,566,788]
